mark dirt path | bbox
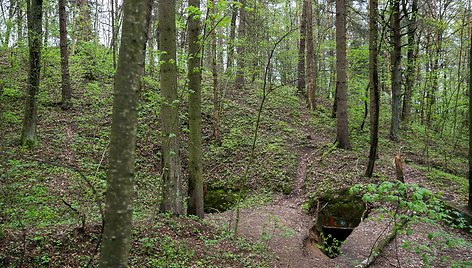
[207,100,337,267]
[209,145,331,267]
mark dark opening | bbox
[309,194,367,258]
[204,188,239,213]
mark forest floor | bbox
[209,97,472,267]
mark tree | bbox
[390,0,401,142]
[235,0,247,89]
[306,0,315,109]
[3,0,16,48]
[159,0,184,215]
[17,0,25,47]
[59,0,72,110]
[98,0,150,264]
[468,25,472,211]
[226,7,238,72]
[210,1,221,145]
[187,0,204,218]
[335,0,351,149]
[20,0,43,147]
[366,0,379,178]
[77,0,92,42]
[401,0,418,123]
[297,0,307,94]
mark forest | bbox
[1,0,472,266]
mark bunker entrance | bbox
[309,193,367,258]
[204,188,239,213]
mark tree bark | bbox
[110,0,116,69]
[306,0,315,109]
[235,0,247,89]
[59,0,72,110]
[43,6,48,46]
[335,0,351,150]
[297,0,307,94]
[187,0,204,218]
[78,0,92,42]
[401,0,417,124]
[468,25,472,211]
[211,2,221,146]
[390,0,401,142]
[159,0,184,215]
[20,0,43,147]
[3,0,16,48]
[226,7,238,72]
[17,1,24,47]
[98,0,150,265]
[366,0,379,178]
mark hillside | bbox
[1,44,471,267]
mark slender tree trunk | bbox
[110,0,116,69]
[226,7,237,72]
[3,0,16,48]
[468,30,472,211]
[159,0,183,215]
[187,0,204,218]
[335,0,351,149]
[390,0,401,142]
[306,0,315,109]
[211,2,221,146]
[401,0,417,124]
[20,0,43,147]
[17,1,24,47]
[366,0,379,177]
[98,0,150,265]
[59,0,72,110]
[235,0,247,89]
[452,14,467,147]
[43,7,48,46]
[297,0,307,94]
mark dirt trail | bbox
[209,146,330,267]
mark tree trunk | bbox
[43,7,48,46]
[335,0,351,150]
[159,0,183,215]
[297,0,307,94]
[366,0,379,178]
[235,0,247,89]
[389,0,401,142]
[468,24,472,211]
[17,1,24,47]
[187,0,204,218]
[20,0,43,147]
[3,0,16,48]
[78,0,92,42]
[98,0,150,265]
[110,0,116,69]
[59,0,72,110]
[226,7,237,72]
[306,0,315,109]
[401,0,417,124]
[211,2,221,146]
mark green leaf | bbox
[427,233,434,240]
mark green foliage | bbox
[318,233,343,258]
[2,111,21,124]
[411,164,468,198]
[350,181,472,265]
[70,42,115,82]
[1,86,22,98]
[144,235,195,267]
